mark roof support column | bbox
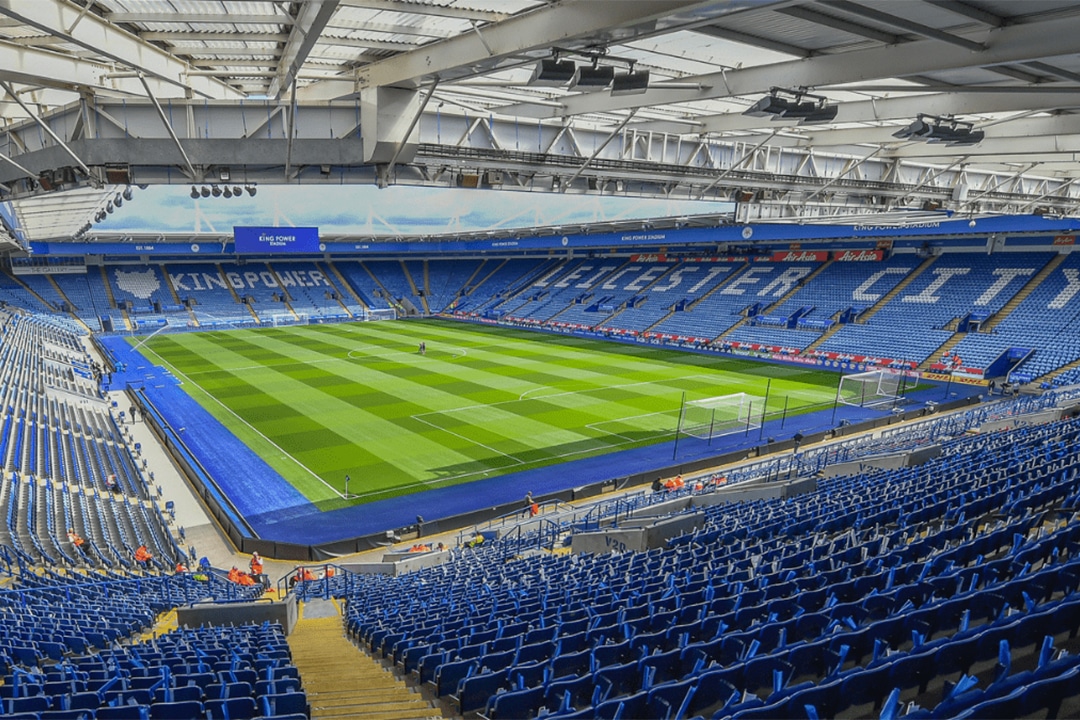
[361,86,422,165]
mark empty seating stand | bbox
[298,416,1080,719]
[0,310,182,569]
[0,601,299,720]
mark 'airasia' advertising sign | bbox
[770,250,828,262]
[832,249,884,261]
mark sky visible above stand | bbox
[95,185,732,237]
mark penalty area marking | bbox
[404,413,680,489]
[517,373,718,402]
[411,414,525,464]
[585,410,680,442]
[410,378,706,481]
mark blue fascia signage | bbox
[27,214,1080,257]
[233,226,320,254]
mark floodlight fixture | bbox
[611,69,650,96]
[211,185,222,197]
[245,185,257,197]
[530,58,576,86]
[531,48,647,95]
[892,117,935,140]
[223,186,233,198]
[743,87,837,125]
[570,62,615,91]
[200,186,211,198]
[893,114,984,146]
[190,186,199,199]
[777,99,838,124]
[122,186,133,201]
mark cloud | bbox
[95,185,731,235]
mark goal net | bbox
[679,393,765,440]
[837,369,904,407]
[363,308,397,322]
[271,313,308,326]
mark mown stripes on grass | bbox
[134,319,842,505]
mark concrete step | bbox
[288,600,443,720]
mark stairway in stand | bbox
[288,598,442,720]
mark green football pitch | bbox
[133,320,842,507]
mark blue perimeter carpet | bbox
[101,335,983,546]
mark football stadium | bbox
[4,2,1080,718]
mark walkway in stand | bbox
[287,598,442,720]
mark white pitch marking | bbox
[411,414,525,464]
[515,373,717,403]
[137,346,344,499]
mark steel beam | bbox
[1023,61,1080,84]
[633,90,1080,136]
[386,81,438,172]
[886,136,1080,160]
[564,110,638,187]
[925,0,1005,27]
[804,147,885,201]
[268,0,340,99]
[327,18,452,39]
[298,0,707,100]
[138,32,289,43]
[107,13,293,25]
[762,114,1080,150]
[0,41,188,100]
[0,80,93,180]
[820,0,984,51]
[776,5,901,43]
[498,12,1080,119]
[0,0,242,100]
[337,0,507,23]
[1017,176,1080,211]
[692,25,809,58]
[0,148,34,177]
[0,98,1071,215]
[310,35,418,52]
[137,74,197,181]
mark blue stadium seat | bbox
[258,691,308,717]
[204,696,258,720]
[5,696,51,714]
[148,700,204,719]
[152,685,202,704]
[457,670,508,714]
[98,703,152,720]
[40,710,98,720]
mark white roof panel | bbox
[0,0,1079,239]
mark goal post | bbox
[271,312,308,327]
[837,369,906,407]
[363,308,397,322]
[678,392,765,440]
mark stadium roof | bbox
[1,0,1080,247]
